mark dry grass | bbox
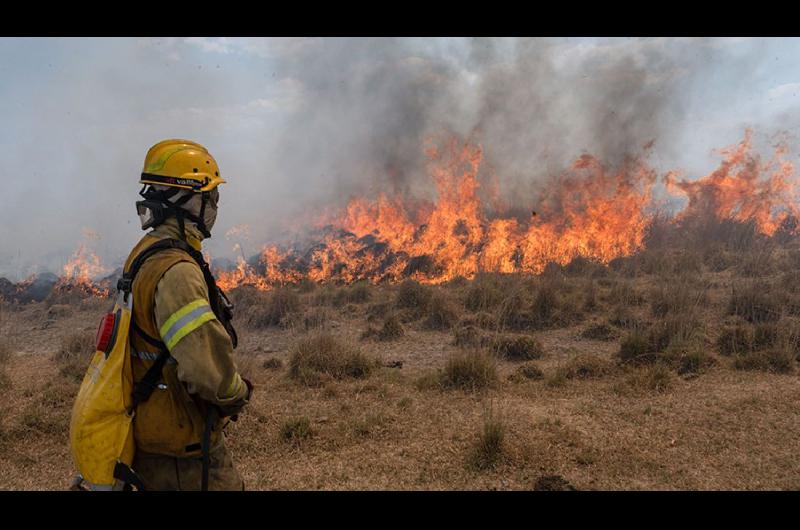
[53,331,94,383]
[439,350,497,391]
[6,233,800,490]
[491,335,544,361]
[466,403,506,471]
[288,333,374,386]
[279,416,313,446]
[247,287,302,329]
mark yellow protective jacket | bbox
[124,218,249,457]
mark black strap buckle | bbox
[117,277,133,294]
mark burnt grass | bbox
[4,222,800,490]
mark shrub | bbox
[717,325,753,356]
[288,333,374,386]
[733,348,795,374]
[729,282,782,323]
[465,281,503,312]
[492,335,544,361]
[303,307,331,331]
[467,404,505,470]
[649,281,706,318]
[248,288,302,328]
[661,347,716,375]
[581,323,620,341]
[516,362,544,380]
[497,292,541,331]
[440,350,497,391]
[646,315,701,353]
[333,282,372,307]
[617,328,653,365]
[395,280,433,311]
[616,364,674,395]
[452,323,488,349]
[423,292,460,331]
[279,416,313,444]
[559,353,612,379]
[262,357,283,370]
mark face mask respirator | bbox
[136,186,219,239]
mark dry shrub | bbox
[516,362,544,380]
[227,285,268,313]
[646,314,702,353]
[717,325,753,356]
[55,331,95,382]
[558,353,613,380]
[659,344,716,375]
[737,244,777,277]
[395,280,433,311]
[729,281,782,324]
[564,256,607,278]
[498,292,530,330]
[452,323,489,349]
[733,348,796,374]
[262,357,283,370]
[423,292,460,331]
[467,403,506,471]
[491,335,544,361]
[617,328,654,365]
[440,350,497,391]
[279,416,313,445]
[616,364,674,395]
[349,412,389,438]
[288,333,374,386]
[363,314,405,341]
[649,280,707,318]
[606,280,645,307]
[333,281,373,307]
[248,287,302,328]
[303,306,331,331]
[366,301,392,322]
[464,279,504,312]
[703,245,735,272]
[581,322,620,342]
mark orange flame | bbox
[55,237,110,297]
[665,130,799,236]
[212,132,800,292]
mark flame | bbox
[54,235,110,297]
[212,131,799,292]
[665,130,799,236]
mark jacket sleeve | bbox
[153,261,249,408]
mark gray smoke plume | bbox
[0,37,776,280]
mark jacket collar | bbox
[149,217,204,251]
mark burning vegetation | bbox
[214,131,800,292]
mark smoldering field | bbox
[2,221,800,490]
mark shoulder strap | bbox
[121,237,239,409]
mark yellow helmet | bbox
[140,139,226,192]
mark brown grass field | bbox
[2,241,800,490]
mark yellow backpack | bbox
[69,240,185,491]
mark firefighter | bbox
[123,139,252,490]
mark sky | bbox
[1,37,800,280]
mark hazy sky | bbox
[2,37,800,280]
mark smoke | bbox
[0,37,779,280]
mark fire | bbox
[55,235,110,297]
[215,131,799,292]
[218,137,658,289]
[665,130,799,236]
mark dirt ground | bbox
[1,251,800,490]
